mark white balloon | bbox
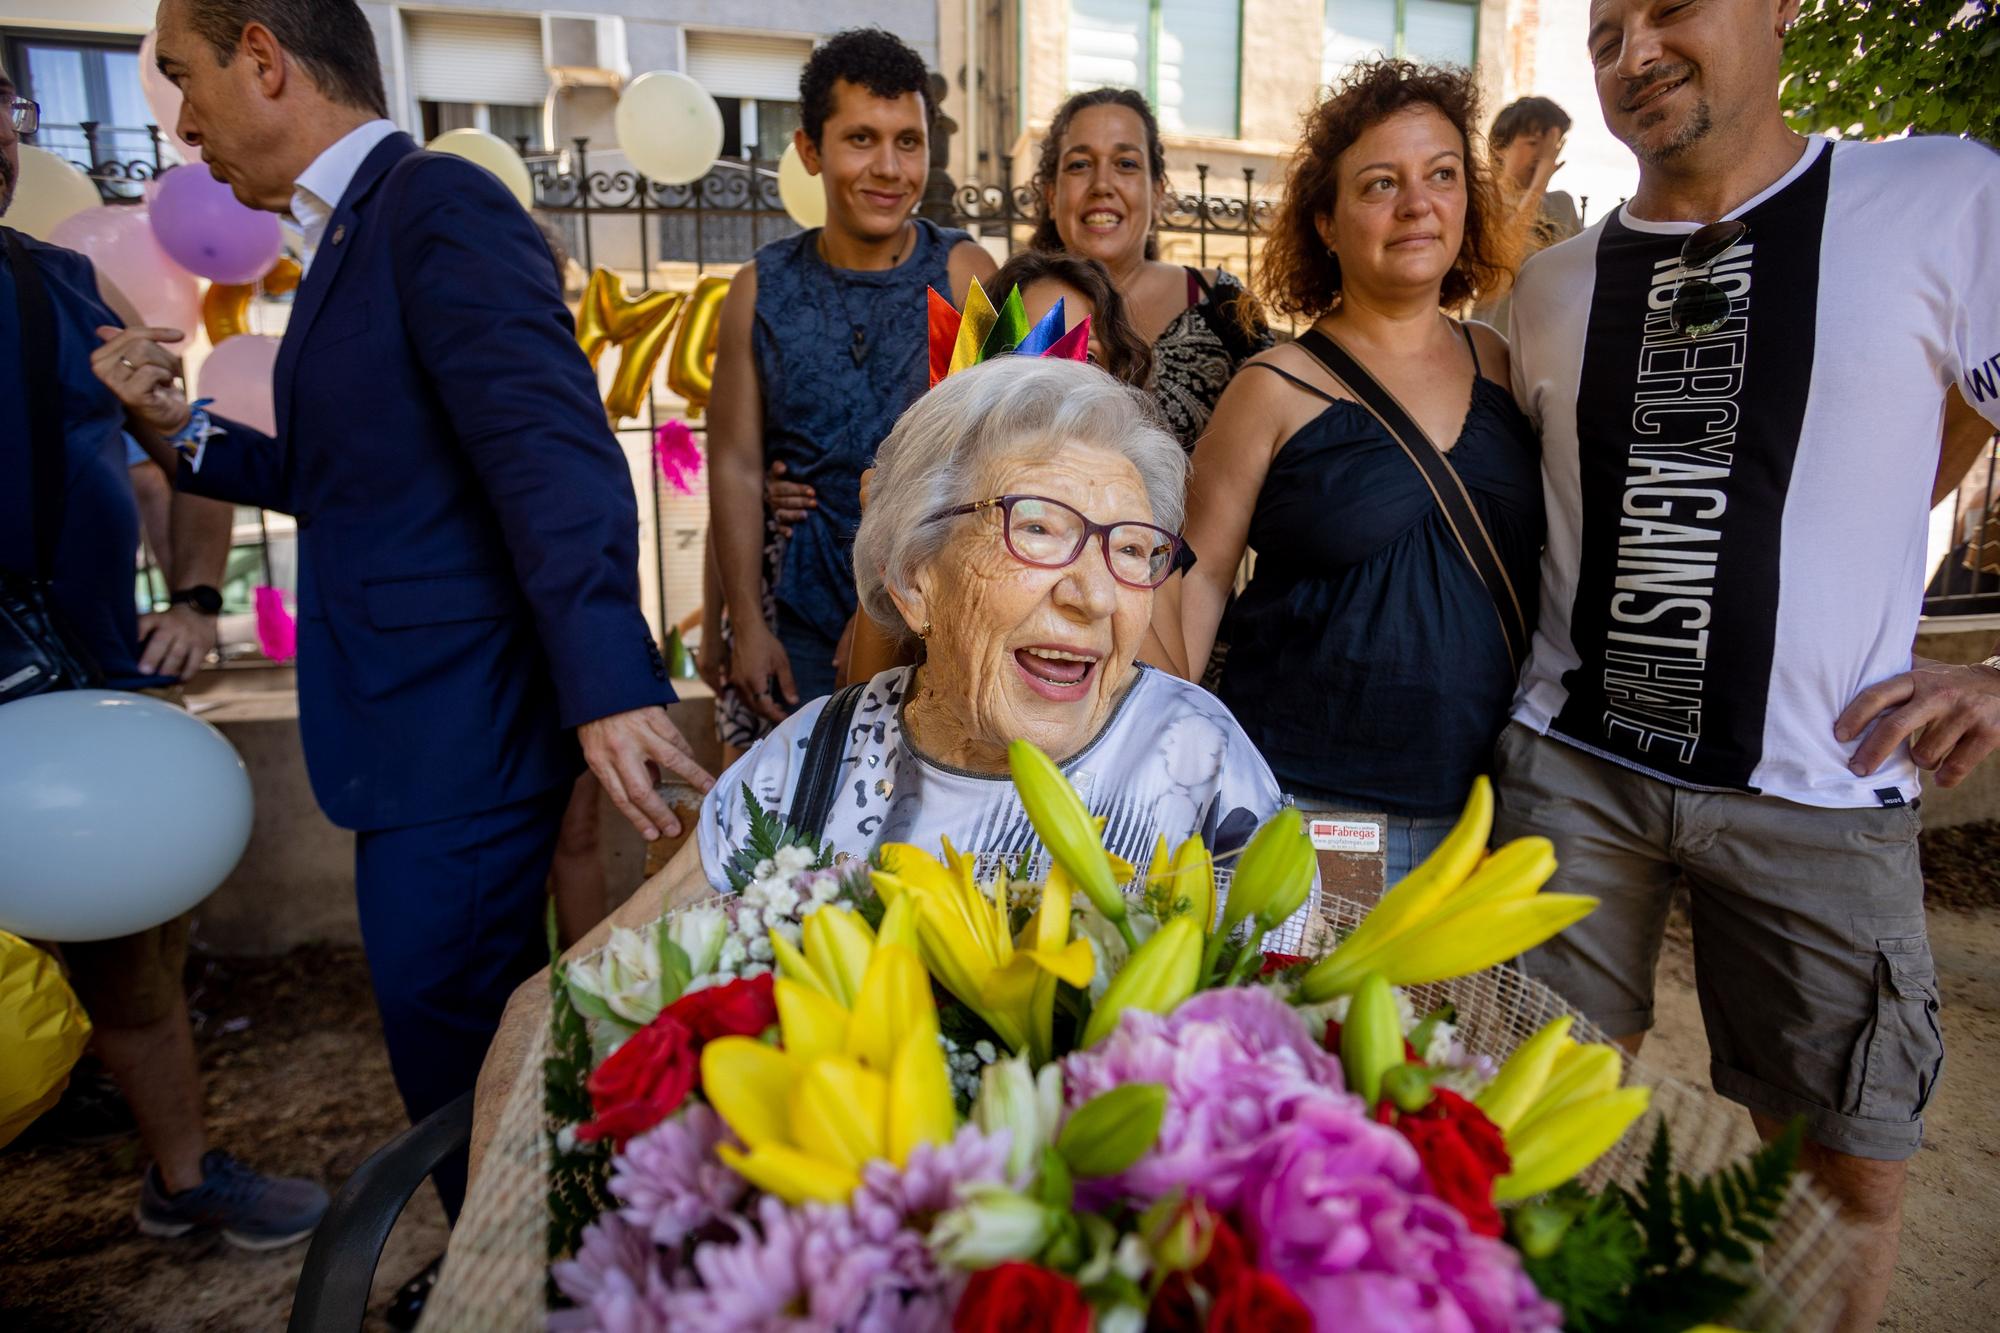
[6,146,104,241]
[615,71,725,186]
[427,127,536,211]
[0,691,254,942]
[777,141,826,229]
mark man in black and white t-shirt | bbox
[1499,3,2000,1327]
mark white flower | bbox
[763,885,802,920]
[753,858,776,882]
[807,873,842,904]
[928,1187,1051,1268]
[973,1055,1065,1182]
[717,935,748,972]
[773,844,815,876]
[747,935,773,962]
[667,906,727,979]
[566,923,668,1027]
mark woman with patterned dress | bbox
[1027,87,1271,452]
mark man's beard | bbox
[1616,63,1715,167]
[1628,97,1714,167]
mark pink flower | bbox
[1060,985,1349,1209]
[1239,1099,1561,1333]
[608,1104,750,1248]
[549,1212,674,1333]
[659,1196,946,1332]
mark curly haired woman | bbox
[1153,60,1545,884]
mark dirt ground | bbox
[0,945,447,1332]
[2,829,1996,1331]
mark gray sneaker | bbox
[137,1150,330,1250]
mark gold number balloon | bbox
[666,275,730,418]
[201,255,302,345]
[576,267,688,423]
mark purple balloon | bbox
[149,164,282,285]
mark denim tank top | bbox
[1216,338,1544,817]
[0,235,165,689]
[752,218,967,640]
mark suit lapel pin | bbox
[331,224,347,246]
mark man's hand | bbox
[730,622,799,723]
[92,326,190,435]
[765,461,816,537]
[1836,658,2000,788]
[578,706,715,842]
[137,604,218,681]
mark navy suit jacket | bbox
[182,132,673,831]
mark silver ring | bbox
[119,356,137,371]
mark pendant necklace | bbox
[821,224,914,369]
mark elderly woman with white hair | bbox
[469,356,1293,1171]
[697,354,1287,876]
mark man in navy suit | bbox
[96,0,714,1220]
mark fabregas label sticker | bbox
[1308,819,1382,853]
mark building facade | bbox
[2,1,933,179]
[935,0,1638,259]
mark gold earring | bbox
[918,620,932,640]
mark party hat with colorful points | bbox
[928,279,1091,387]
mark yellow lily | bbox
[1298,781,1597,999]
[1476,1015,1652,1202]
[702,929,955,1205]
[1081,914,1203,1046]
[872,840,1095,1062]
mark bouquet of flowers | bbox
[433,744,1847,1332]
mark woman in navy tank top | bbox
[1154,61,1546,884]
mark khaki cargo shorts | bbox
[1492,723,1942,1161]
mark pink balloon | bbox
[138,30,199,161]
[151,164,282,284]
[197,334,281,436]
[47,205,200,337]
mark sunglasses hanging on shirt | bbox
[1668,218,1750,337]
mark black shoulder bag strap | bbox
[788,682,867,840]
[6,227,66,585]
[1292,325,1530,671]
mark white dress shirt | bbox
[292,118,400,278]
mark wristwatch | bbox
[169,585,224,615]
[1978,655,2000,677]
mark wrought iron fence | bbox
[67,125,1991,648]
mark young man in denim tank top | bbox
[707,29,994,725]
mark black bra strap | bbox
[1456,319,1482,376]
[1242,359,1343,406]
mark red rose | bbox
[574,976,776,1148]
[1258,952,1310,976]
[954,1262,1092,1333]
[1208,1269,1312,1332]
[577,1014,699,1146]
[1392,1088,1512,1237]
[665,972,778,1044]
